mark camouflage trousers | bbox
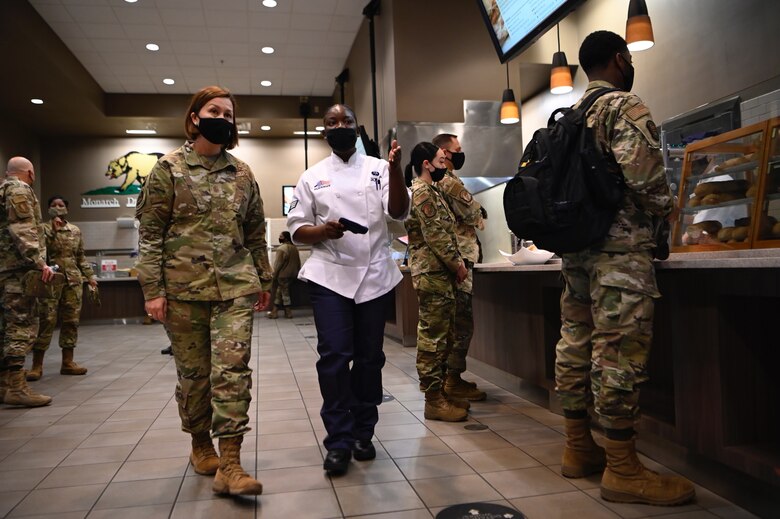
[0,270,39,370]
[445,287,474,375]
[35,283,83,351]
[413,272,456,392]
[272,277,292,306]
[555,250,659,430]
[166,295,255,438]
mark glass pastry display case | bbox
[672,117,780,252]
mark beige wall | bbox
[40,137,331,222]
[1,122,42,197]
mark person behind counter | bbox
[27,196,97,381]
[1,157,57,408]
[135,85,272,496]
[553,31,694,506]
[287,104,408,476]
[431,133,487,402]
[404,142,469,423]
[266,231,300,319]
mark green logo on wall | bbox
[82,151,163,195]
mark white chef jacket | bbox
[287,151,410,304]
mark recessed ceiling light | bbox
[262,0,277,7]
[315,126,324,131]
[31,98,43,105]
[126,129,157,135]
[145,43,159,51]
[260,125,271,131]
[293,131,321,135]
[163,78,175,85]
[260,80,272,87]
[261,46,274,54]
[124,0,138,3]
[238,130,250,135]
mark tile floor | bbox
[0,311,760,518]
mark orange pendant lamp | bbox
[550,24,573,94]
[626,0,655,51]
[500,63,520,124]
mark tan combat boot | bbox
[284,307,293,319]
[266,307,278,319]
[212,436,263,495]
[601,437,695,505]
[561,417,606,478]
[443,373,486,401]
[424,390,468,422]
[26,350,45,381]
[0,371,8,402]
[60,348,87,376]
[190,432,220,475]
[4,370,52,407]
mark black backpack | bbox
[503,88,626,254]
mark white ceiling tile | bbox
[282,78,314,92]
[187,78,221,91]
[57,0,111,6]
[248,12,291,29]
[65,5,117,24]
[329,15,363,32]
[284,44,323,58]
[290,13,330,31]
[76,23,127,39]
[164,25,205,41]
[248,0,291,13]
[115,76,155,89]
[112,6,163,25]
[106,63,148,76]
[180,66,218,77]
[216,78,250,94]
[145,65,182,77]
[96,52,143,66]
[318,45,351,58]
[29,0,64,6]
[203,10,249,28]
[158,8,206,27]
[283,69,318,80]
[31,3,75,23]
[313,77,336,90]
[321,31,357,47]
[215,55,250,68]
[170,40,212,54]
[210,42,249,57]
[96,78,125,93]
[250,68,283,79]
[204,0,248,11]
[335,0,365,16]
[119,23,166,40]
[207,27,248,44]
[63,38,95,52]
[292,0,338,15]
[90,38,136,52]
[315,57,345,70]
[177,53,215,66]
[215,67,251,79]
[248,29,288,44]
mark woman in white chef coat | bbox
[287,104,409,476]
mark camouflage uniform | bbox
[0,177,47,371]
[435,170,485,375]
[135,142,272,438]
[405,177,463,392]
[35,220,95,351]
[555,80,673,430]
[271,241,301,306]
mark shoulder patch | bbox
[625,104,650,121]
[459,190,473,203]
[413,188,431,206]
[421,201,436,219]
[10,193,33,218]
[646,120,660,141]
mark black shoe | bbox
[323,448,351,475]
[352,440,376,461]
[160,346,173,355]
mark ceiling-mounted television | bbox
[476,0,586,63]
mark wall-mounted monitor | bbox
[476,0,586,63]
[282,185,295,216]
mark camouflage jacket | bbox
[273,242,300,280]
[435,170,484,263]
[0,177,46,273]
[42,220,95,285]
[135,143,272,301]
[578,80,673,252]
[405,177,462,276]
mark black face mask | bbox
[430,166,447,182]
[325,127,357,152]
[619,56,635,92]
[197,117,234,146]
[449,151,465,170]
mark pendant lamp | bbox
[550,24,573,94]
[500,63,519,124]
[626,0,654,51]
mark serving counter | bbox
[387,251,780,503]
[80,276,146,321]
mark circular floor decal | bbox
[435,502,525,519]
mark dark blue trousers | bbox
[308,282,390,450]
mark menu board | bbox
[477,0,585,63]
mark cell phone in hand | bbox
[338,217,368,234]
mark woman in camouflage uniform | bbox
[136,86,272,496]
[27,196,96,381]
[404,142,469,422]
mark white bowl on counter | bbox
[499,247,555,265]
